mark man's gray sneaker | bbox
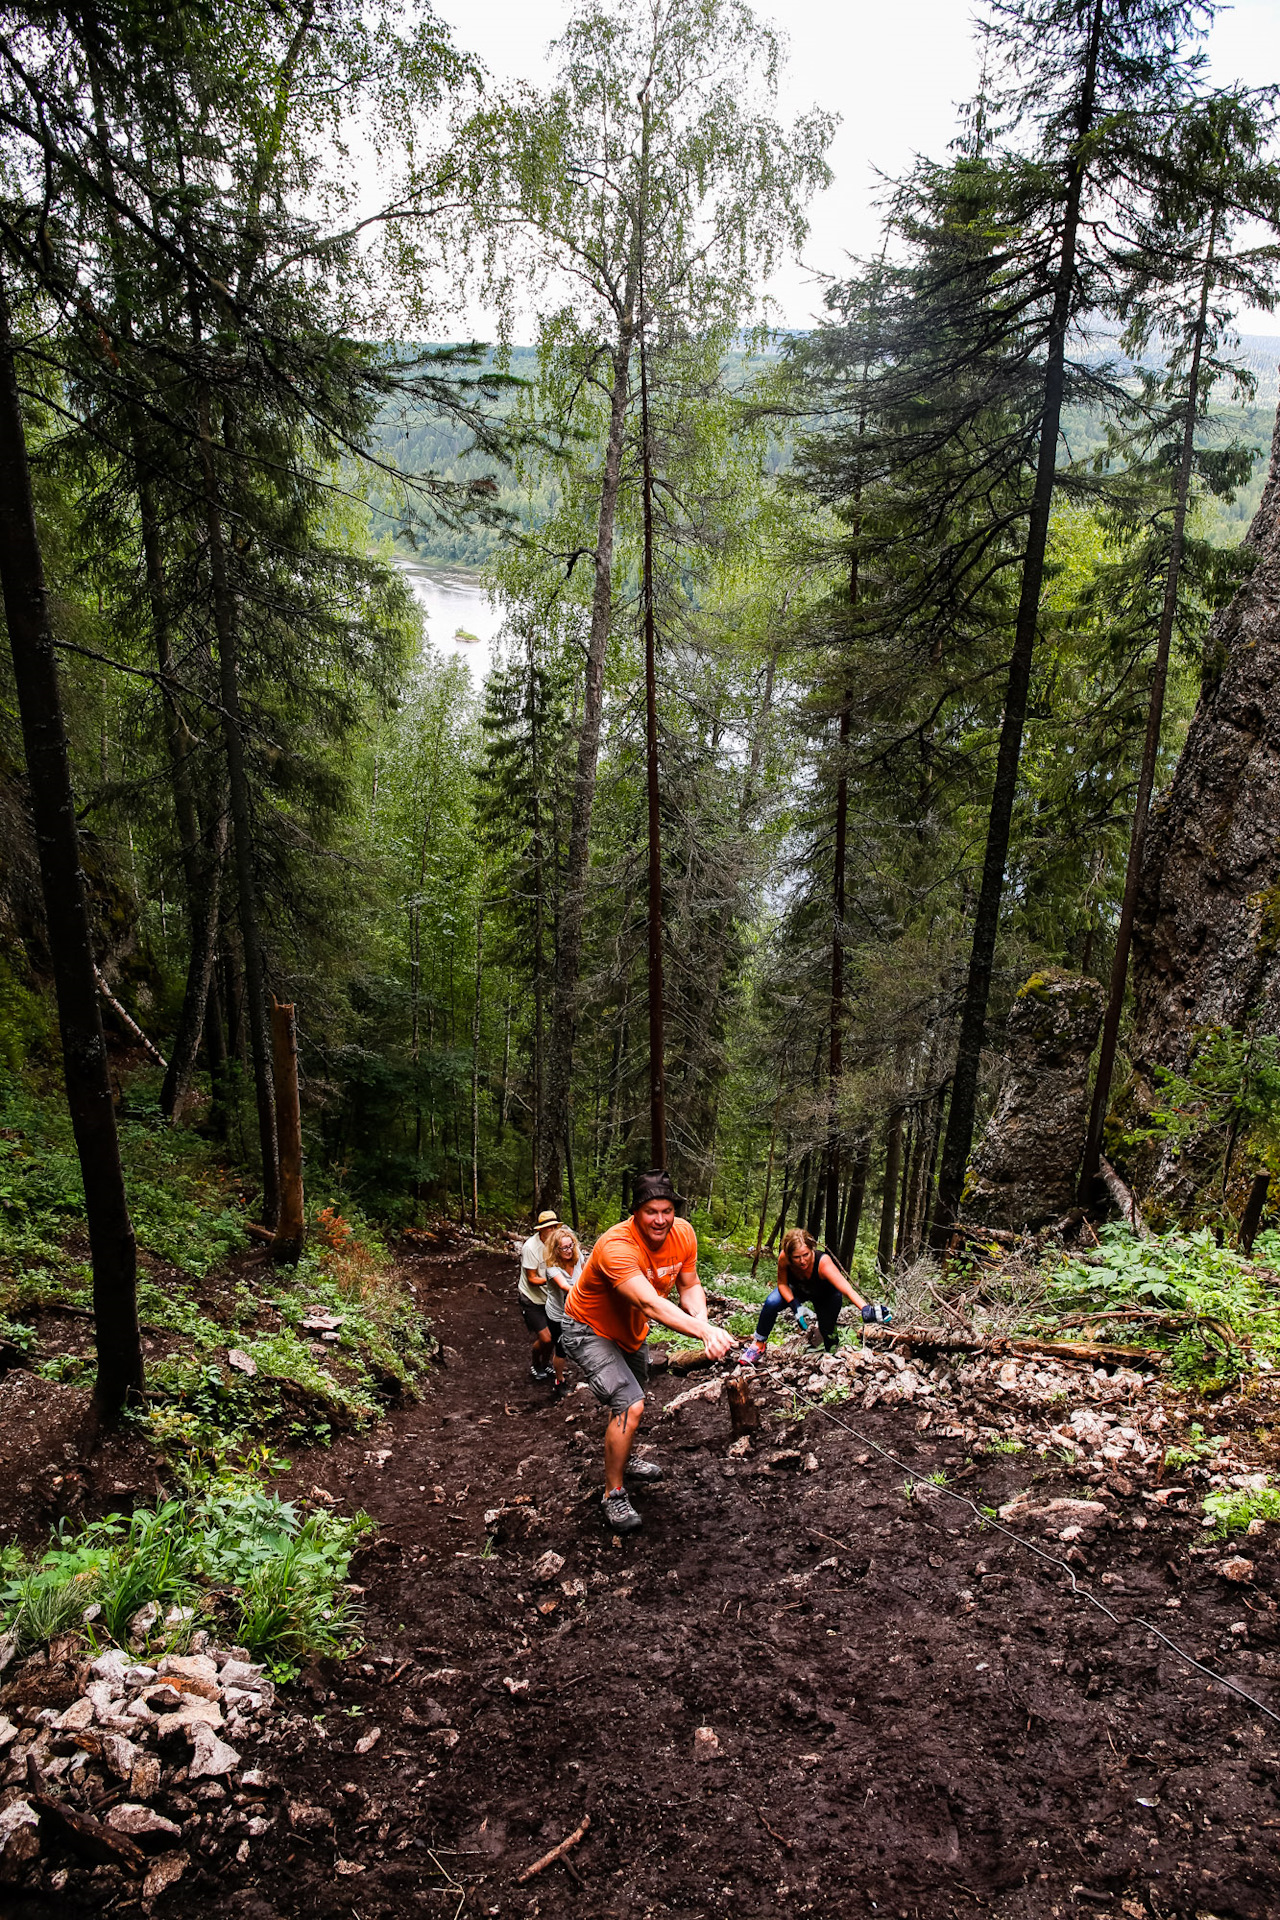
[602,1488,642,1532]
[625,1457,663,1483]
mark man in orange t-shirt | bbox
[561,1170,736,1533]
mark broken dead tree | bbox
[727,1374,761,1438]
[864,1325,1164,1369]
[269,999,305,1265]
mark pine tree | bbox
[880,0,1217,1237]
[461,0,832,1204]
[1079,85,1280,1193]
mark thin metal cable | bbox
[791,1385,1280,1730]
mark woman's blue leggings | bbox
[755,1279,843,1350]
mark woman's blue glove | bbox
[789,1301,813,1332]
[862,1302,893,1325]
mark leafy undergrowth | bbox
[0,1470,372,1679]
[0,1072,248,1299]
[0,1069,433,1462]
[0,1066,423,1682]
[1025,1223,1280,1388]
[133,1214,434,1469]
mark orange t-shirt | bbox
[566,1216,699,1351]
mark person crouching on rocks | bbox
[739,1226,891,1366]
[544,1225,584,1402]
[560,1170,736,1534]
[518,1208,567,1388]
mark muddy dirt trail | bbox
[157,1253,1280,1920]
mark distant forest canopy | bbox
[373,333,1280,570]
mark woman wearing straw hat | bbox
[518,1208,567,1390]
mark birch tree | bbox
[458,0,832,1201]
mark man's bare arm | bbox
[674,1269,708,1323]
[613,1271,735,1357]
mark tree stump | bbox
[269,999,305,1265]
[727,1375,760,1439]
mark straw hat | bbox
[536,1209,562,1232]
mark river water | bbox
[393,559,504,685]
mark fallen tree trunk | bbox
[866,1325,1163,1368]
[1098,1156,1150,1239]
[1047,1306,1241,1349]
[668,1346,720,1376]
[95,970,167,1070]
[951,1222,1024,1248]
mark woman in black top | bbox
[740,1227,890,1363]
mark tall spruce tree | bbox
[920,0,1215,1236]
[1079,85,1280,1194]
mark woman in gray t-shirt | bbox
[542,1227,584,1400]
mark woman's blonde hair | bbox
[781,1226,817,1266]
[552,1226,581,1268]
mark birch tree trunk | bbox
[539,318,634,1204]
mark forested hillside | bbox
[4,0,1280,1379]
[7,0,1280,1913]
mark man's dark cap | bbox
[631,1169,678,1211]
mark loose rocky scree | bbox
[7,1249,1280,1918]
[0,1625,286,1903]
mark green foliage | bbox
[1037,1223,1280,1384]
[0,948,52,1074]
[1163,1421,1227,1469]
[0,1480,373,1676]
[1202,1483,1280,1537]
[0,1077,248,1311]
[1122,1029,1280,1213]
[0,1315,34,1353]
[0,0,1275,1328]
[0,1071,431,1454]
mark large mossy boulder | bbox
[964,969,1104,1232]
[1129,404,1280,1215]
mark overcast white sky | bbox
[433,0,1280,333]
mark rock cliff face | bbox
[1129,400,1280,1210]
[964,969,1104,1231]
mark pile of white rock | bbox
[722,1334,1261,1494]
[0,1628,281,1901]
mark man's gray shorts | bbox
[560,1316,650,1415]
